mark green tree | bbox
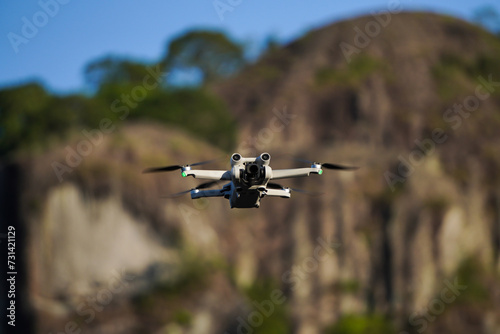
[84,56,154,92]
[0,83,52,154]
[128,87,236,150]
[161,30,245,85]
[0,82,114,156]
[324,314,395,334]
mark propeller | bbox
[267,182,323,196]
[162,181,220,198]
[143,158,221,174]
[321,163,359,170]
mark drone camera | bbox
[241,163,266,186]
[231,153,242,166]
[246,163,260,175]
[257,152,271,166]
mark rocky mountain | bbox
[213,12,500,333]
[2,11,500,334]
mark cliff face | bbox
[14,123,250,333]
[214,12,500,332]
[9,12,500,334]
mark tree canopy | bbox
[161,30,245,85]
[84,56,154,92]
[0,29,248,157]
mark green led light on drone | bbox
[181,171,187,177]
[318,170,323,175]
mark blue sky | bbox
[1,0,499,94]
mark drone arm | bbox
[183,170,232,180]
[270,168,321,180]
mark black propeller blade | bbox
[163,189,193,198]
[143,165,183,173]
[321,163,359,170]
[162,180,220,198]
[142,158,221,174]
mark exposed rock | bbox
[5,12,500,334]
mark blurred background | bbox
[1,1,500,333]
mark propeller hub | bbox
[311,163,322,169]
[181,166,191,177]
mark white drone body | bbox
[143,153,357,209]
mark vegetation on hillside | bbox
[2,11,500,334]
[0,30,244,156]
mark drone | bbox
[143,153,358,209]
